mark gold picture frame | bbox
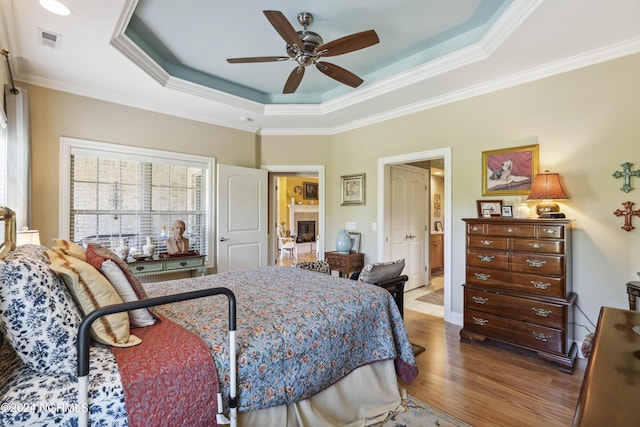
[303,182,318,200]
[482,144,539,196]
[341,173,366,206]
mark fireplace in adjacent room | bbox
[296,221,316,243]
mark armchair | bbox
[277,225,297,261]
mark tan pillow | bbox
[52,238,86,261]
[46,250,141,347]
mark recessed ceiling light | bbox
[39,0,71,16]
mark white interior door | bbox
[217,164,268,273]
[389,165,428,291]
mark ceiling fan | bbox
[227,10,380,94]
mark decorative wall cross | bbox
[612,162,640,193]
[613,201,640,231]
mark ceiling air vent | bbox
[37,28,61,49]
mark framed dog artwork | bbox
[482,144,539,196]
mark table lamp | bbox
[16,227,41,246]
[528,171,569,218]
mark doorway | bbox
[262,165,325,266]
[378,148,452,322]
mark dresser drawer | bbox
[537,224,564,239]
[165,257,204,270]
[466,267,565,298]
[486,223,536,237]
[511,253,564,276]
[512,238,563,254]
[467,223,486,235]
[326,256,346,269]
[464,308,565,354]
[129,261,164,274]
[465,287,565,328]
[466,248,509,269]
[467,235,508,250]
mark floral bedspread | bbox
[144,266,418,412]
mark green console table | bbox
[127,254,208,277]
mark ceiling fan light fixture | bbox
[227,10,379,94]
[39,0,71,16]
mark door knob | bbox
[219,237,228,242]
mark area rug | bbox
[379,394,470,427]
[416,288,444,306]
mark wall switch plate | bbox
[345,222,356,231]
[372,222,377,231]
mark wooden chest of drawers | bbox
[460,218,577,373]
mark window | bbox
[60,138,214,263]
[0,115,6,207]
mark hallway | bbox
[275,241,317,266]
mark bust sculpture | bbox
[165,220,190,254]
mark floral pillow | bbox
[0,244,82,376]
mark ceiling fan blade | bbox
[318,30,379,57]
[316,62,363,88]
[283,66,305,94]
[263,10,304,49]
[227,56,289,64]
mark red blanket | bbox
[111,314,219,427]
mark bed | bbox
[0,234,417,426]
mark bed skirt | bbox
[237,359,401,427]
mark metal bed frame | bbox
[77,288,237,427]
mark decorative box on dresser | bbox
[460,218,577,373]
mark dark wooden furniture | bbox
[573,306,640,426]
[626,281,640,310]
[460,218,577,373]
[430,233,444,271]
[325,251,364,278]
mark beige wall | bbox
[25,84,256,245]
[330,53,640,339]
[20,52,640,342]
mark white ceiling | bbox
[3,0,640,135]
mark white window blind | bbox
[61,138,213,260]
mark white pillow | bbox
[100,260,156,327]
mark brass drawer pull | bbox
[532,307,552,317]
[136,266,145,271]
[542,228,557,235]
[473,317,488,326]
[503,227,516,233]
[528,243,543,249]
[480,240,493,245]
[526,259,546,268]
[478,255,495,262]
[180,261,188,267]
[470,226,481,231]
[472,296,488,304]
[531,281,551,290]
[532,332,551,342]
[474,273,491,281]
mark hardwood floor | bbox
[402,308,586,426]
